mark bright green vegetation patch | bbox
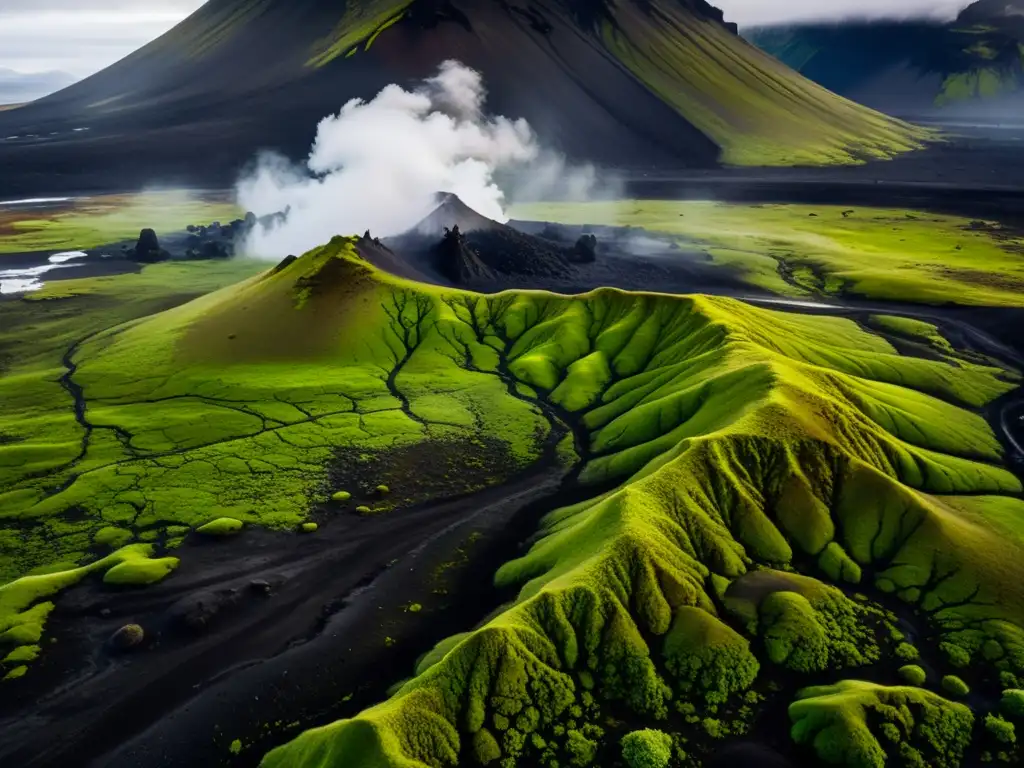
[900,664,928,686]
[942,675,971,698]
[936,67,1020,106]
[254,242,1023,766]
[0,238,554,588]
[1003,689,1024,718]
[790,681,973,768]
[0,191,241,255]
[512,200,1024,307]
[306,1,412,68]
[870,315,956,355]
[597,2,928,166]
[197,517,245,536]
[621,728,673,768]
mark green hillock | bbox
[227,242,1022,766]
[789,680,974,768]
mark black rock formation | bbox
[434,225,497,283]
[571,234,598,263]
[132,229,169,263]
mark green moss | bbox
[196,517,244,536]
[93,526,134,549]
[472,727,501,764]
[896,643,921,662]
[618,729,671,767]
[1002,690,1024,718]
[3,665,27,681]
[899,665,928,686]
[1,544,176,673]
[870,315,955,355]
[2,644,40,663]
[985,714,1016,744]
[0,191,241,256]
[103,551,179,585]
[566,729,598,766]
[761,592,829,673]
[300,522,318,533]
[230,738,243,755]
[942,676,970,698]
[512,201,1024,308]
[597,2,927,166]
[663,606,759,705]
[375,485,390,495]
[790,681,973,768]
[818,541,862,584]
[331,491,352,502]
[4,239,1023,765]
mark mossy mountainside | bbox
[107,243,1011,765]
[748,1,1024,116]
[1,0,927,176]
[512,201,1024,307]
[2,239,1022,764]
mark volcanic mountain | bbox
[0,0,926,194]
[748,0,1024,119]
[375,192,575,284]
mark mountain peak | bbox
[412,193,503,238]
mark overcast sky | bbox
[0,0,971,80]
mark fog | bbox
[718,0,967,27]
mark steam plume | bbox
[238,60,613,258]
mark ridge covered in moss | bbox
[1,239,1020,765]
[187,243,1024,767]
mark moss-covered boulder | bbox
[196,517,244,536]
[899,665,927,686]
[942,675,970,698]
[109,624,145,651]
[621,728,673,768]
[1002,689,1024,718]
[789,680,973,768]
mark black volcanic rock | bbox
[390,194,575,282]
[572,234,598,263]
[433,225,497,283]
[132,228,169,263]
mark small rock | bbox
[109,624,145,651]
[99,608,112,618]
[249,579,272,595]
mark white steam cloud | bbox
[238,60,613,259]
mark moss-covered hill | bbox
[0,0,926,188]
[2,238,1022,765]
[748,0,1024,118]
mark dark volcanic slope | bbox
[384,193,574,282]
[748,0,1024,119]
[0,0,924,194]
